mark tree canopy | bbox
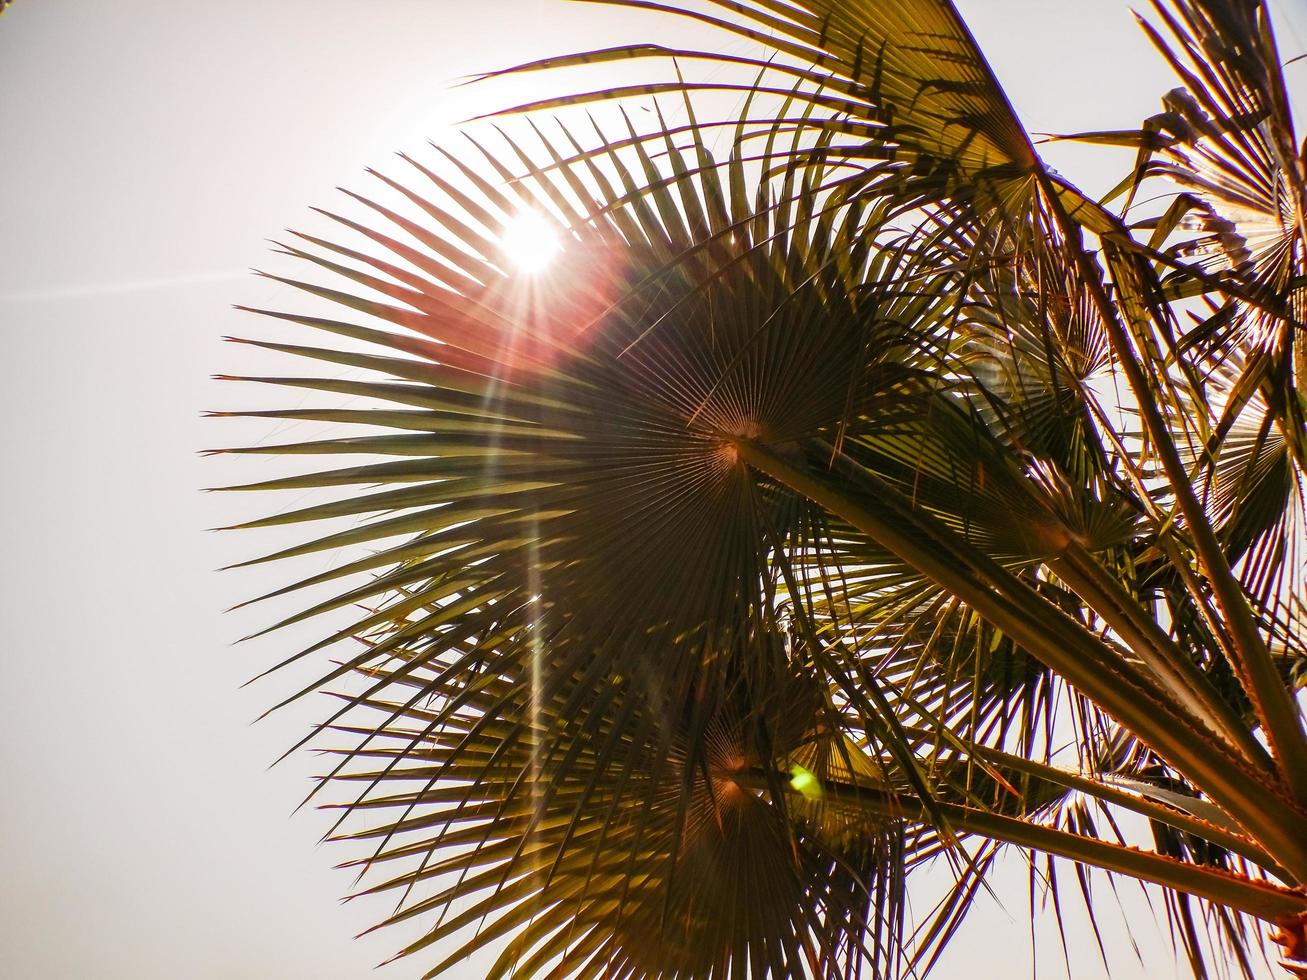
[217,1,1307,976]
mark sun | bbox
[500,210,561,274]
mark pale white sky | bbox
[2,2,1305,978]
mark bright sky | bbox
[3,2,1306,978]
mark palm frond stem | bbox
[733,768,1307,922]
[730,434,1307,880]
[1039,171,1307,807]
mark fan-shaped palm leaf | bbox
[217,0,1307,975]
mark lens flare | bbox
[500,210,561,274]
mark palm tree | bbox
[216,0,1307,976]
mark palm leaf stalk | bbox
[216,0,1307,975]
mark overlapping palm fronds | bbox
[217,0,1307,976]
[1130,0,1307,667]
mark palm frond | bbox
[216,1,1307,975]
